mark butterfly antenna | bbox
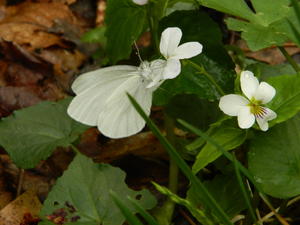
[134,41,143,63]
[157,86,172,96]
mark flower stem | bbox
[185,59,226,96]
[147,5,159,54]
[154,113,179,225]
[165,115,179,195]
[70,144,80,154]
[278,46,300,73]
[161,0,169,17]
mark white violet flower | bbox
[160,27,203,79]
[219,71,277,131]
[67,27,202,138]
[132,0,148,5]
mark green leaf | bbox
[267,74,300,125]
[153,10,235,105]
[0,98,88,169]
[192,121,247,173]
[286,0,300,47]
[40,154,157,225]
[251,0,290,25]
[246,62,297,80]
[248,113,300,198]
[81,26,107,46]
[198,0,295,50]
[105,0,147,64]
[166,0,198,16]
[227,19,288,50]
[198,0,255,21]
[187,174,248,218]
[153,182,215,225]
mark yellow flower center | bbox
[248,98,266,118]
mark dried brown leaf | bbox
[0,2,81,49]
[237,40,300,64]
[0,192,12,210]
[0,23,64,49]
[2,2,77,28]
[0,190,41,225]
[38,49,86,90]
[0,86,42,117]
[79,131,168,163]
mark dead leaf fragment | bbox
[237,40,300,64]
[0,2,81,50]
[2,2,77,28]
[0,190,41,225]
[0,191,12,210]
[0,86,42,117]
[82,131,168,163]
[0,23,64,49]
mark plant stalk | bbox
[147,5,159,54]
[154,114,179,225]
[278,46,300,73]
[185,59,226,96]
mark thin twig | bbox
[257,195,300,224]
[185,59,226,96]
[179,208,198,225]
[259,193,290,225]
[17,168,25,196]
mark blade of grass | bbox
[110,191,145,225]
[283,0,300,70]
[232,154,257,223]
[290,0,300,23]
[127,94,233,225]
[152,182,215,225]
[287,20,300,47]
[278,46,300,72]
[127,196,160,225]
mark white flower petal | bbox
[98,77,152,138]
[71,65,137,95]
[254,82,276,104]
[68,68,138,126]
[240,70,259,100]
[172,42,203,59]
[162,59,181,79]
[219,94,249,116]
[160,27,182,59]
[255,107,277,131]
[132,0,148,5]
[237,106,255,129]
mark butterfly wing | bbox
[97,76,153,138]
[71,65,137,95]
[67,66,138,126]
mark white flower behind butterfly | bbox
[67,27,202,138]
[219,71,277,131]
[132,0,148,5]
[160,27,203,79]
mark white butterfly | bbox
[67,27,202,138]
